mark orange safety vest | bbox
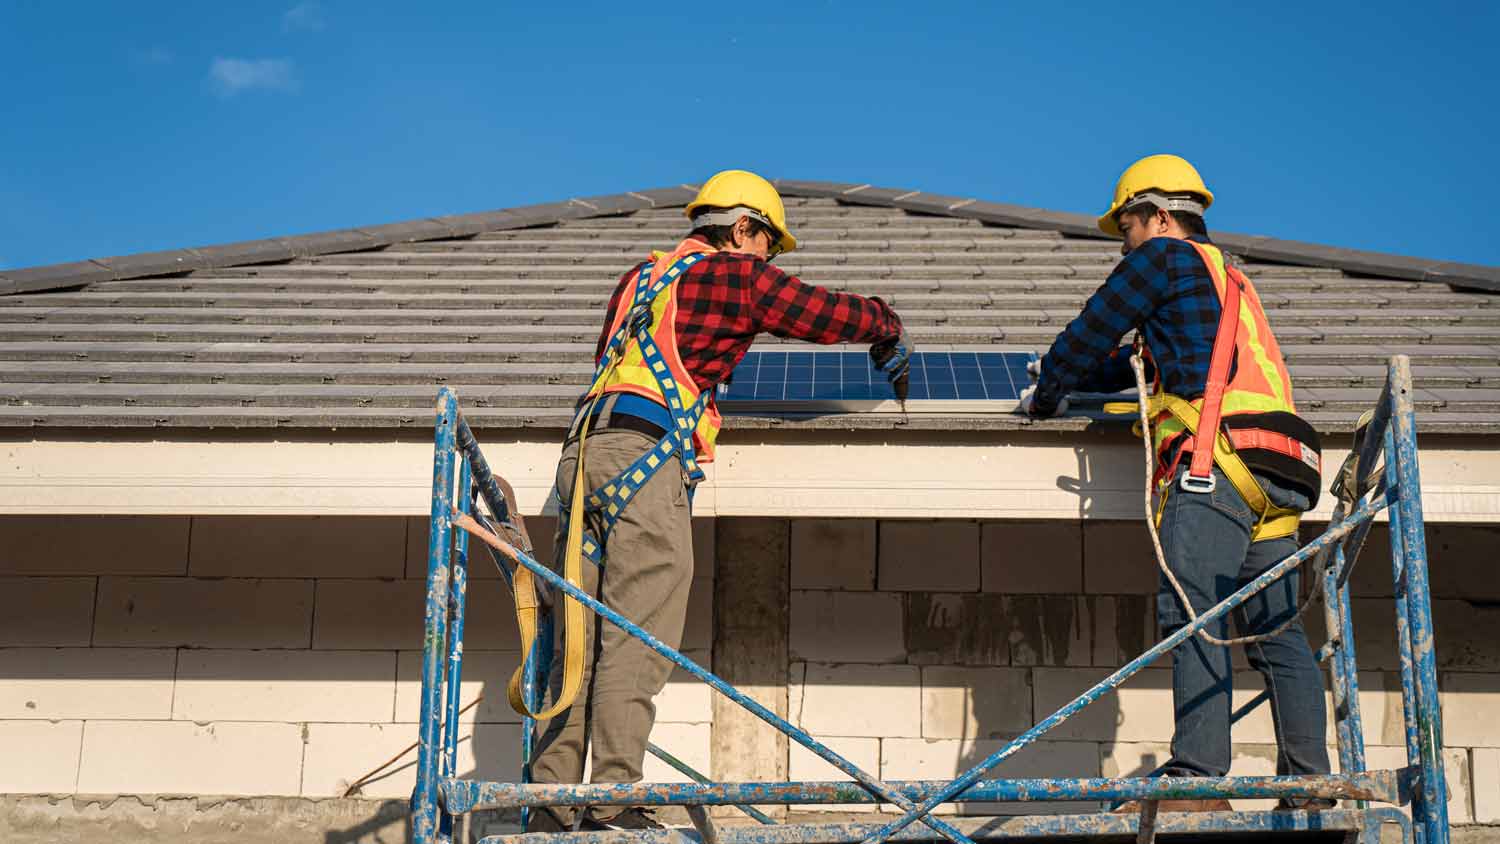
[583,237,724,463]
[1124,240,1321,541]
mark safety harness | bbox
[506,251,713,719]
[1107,242,1321,543]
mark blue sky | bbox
[3,1,1497,270]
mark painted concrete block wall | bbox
[2,514,1498,824]
[0,514,716,799]
[785,517,1500,820]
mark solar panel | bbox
[716,350,1038,413]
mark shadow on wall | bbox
[324,683,519,844]
[945,653,1127,816]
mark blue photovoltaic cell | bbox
[718,350,1035,404]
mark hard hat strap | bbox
[688,205,775,232]
[1120,190,1206,219]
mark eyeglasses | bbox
[759,227,782,261]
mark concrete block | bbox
[394,649,523,724]
[1302,522,1393,598]
[1443,673,1500,748]
[1032,667,1175,742]
[1082,522,1158,595]
[1225,743,1280,811]
[0,647,175,720]
[693,517,715,579]
[921,666,1031,740]
[656,651,713,724]
[1093,595,1155,667]
[791,519,876,590]
[301,722,521,799]
[788,735,883,811]
[0,515,189,575]
[792,663,920,739]
[1473,747,1500,824]
[1359,671,1410,749]
[93,577,313,648]
[1363,744,1472,823]
[391,647,711,729]
[0,720,82,792]
[642,723,711,783]
[174,650,396,723]
[189,516,407,578]
[77,720,304,795]
[882,738,1100,814]
[1428,524,1500,600]
[980,521,1082,593]
[905,593,1010,666]
[1347,599,1500,673]
[790,590,904,664]
[1100,741,1172,779]
[683,576,713,652]
[878,521,979,592]
[313,578,521,650]
[1008,595,1093,667]
[1436,601,1500,671]
[906,593,1110,667]
[406,515,561,580]
[712,518,789,795]
[0,577,95,646]
[405,516,433,579]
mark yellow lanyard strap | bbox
[505,391,599,720]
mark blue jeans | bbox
[1156,466,1330,778]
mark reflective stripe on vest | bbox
[1146,241,1305,542]
[1149,242,1299,456]
[586,238,724,462]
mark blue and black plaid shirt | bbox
[1033,235,1225,413]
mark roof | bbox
[2,181,1498,435]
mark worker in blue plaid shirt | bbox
[1025,156,1333,814]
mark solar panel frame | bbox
[716,349,1038,414]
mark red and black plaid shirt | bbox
[594,247,904,393]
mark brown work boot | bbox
[1113,798,1233,813]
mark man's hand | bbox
[1019,384,1069,418]
[870,328,915,403]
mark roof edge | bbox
[4,180,1496,295]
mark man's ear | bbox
[730,216,751,249]
[1155,207,1173,234]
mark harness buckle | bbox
[1179,471,1217,494]
[628,306,652,334]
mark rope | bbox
[1130,348,1323,647]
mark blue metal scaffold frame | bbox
[411,355,1447,844]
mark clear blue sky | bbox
[3,1,1497,270]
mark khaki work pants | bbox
[529,429,696,785]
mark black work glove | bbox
[870,327,915,403]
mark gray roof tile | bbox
[2,186,1495,433]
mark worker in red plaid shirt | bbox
[528,170,912,832]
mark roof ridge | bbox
[3,180,1496,295]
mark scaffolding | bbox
[411,355,1447,844]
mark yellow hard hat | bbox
[1098,154,1215,237]
[685,169,797,255]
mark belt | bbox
[583,412,665,442]
[1161,427,1320,472]
[1226,427,1321,472]
[567,392,670,444]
